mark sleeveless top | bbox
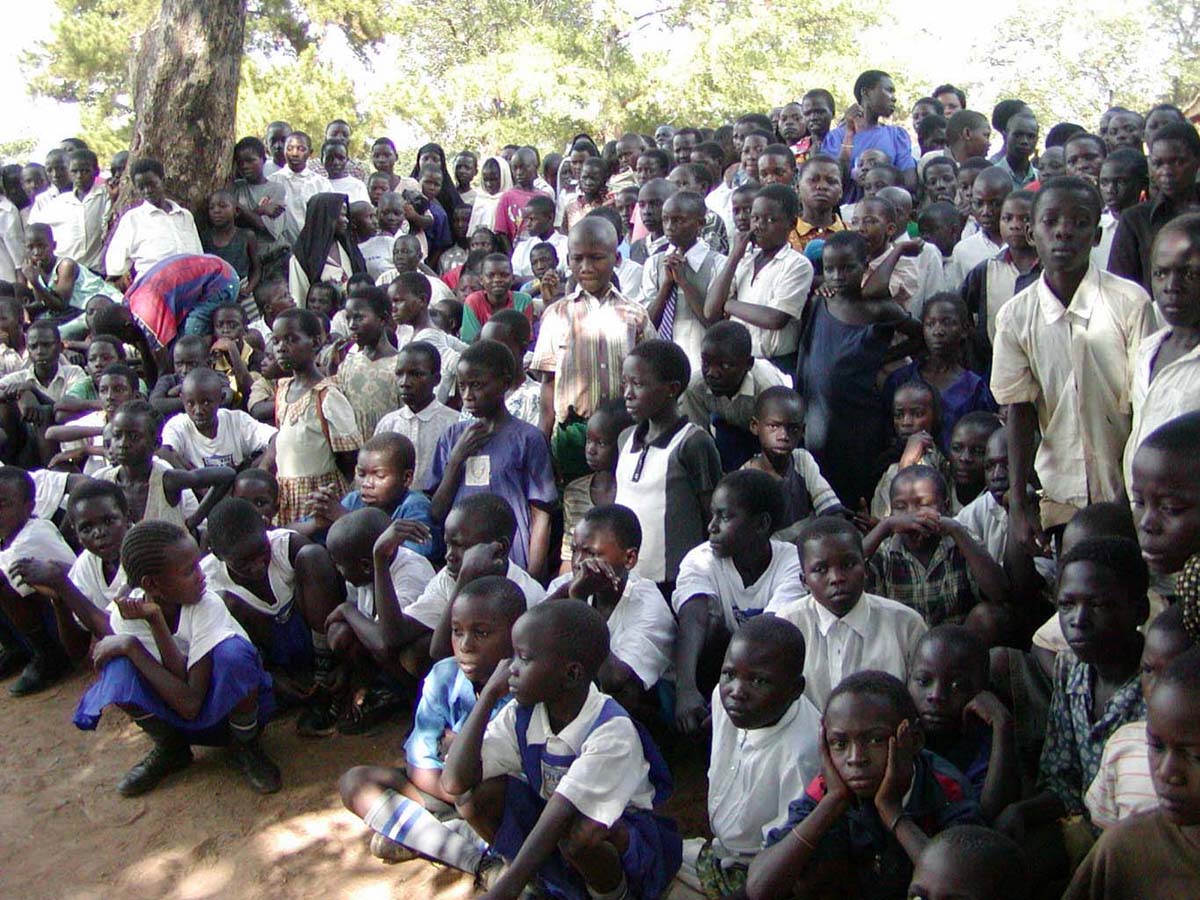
[200,529,296,622]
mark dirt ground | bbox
[0,669,709,900]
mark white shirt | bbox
[201,528,295,619]
[482,682,656,826]
[706,182,735,238]
[374,400,462,487]
[772,592,928,709]
[358,234,396,282]
[375,269,456,304]
[727,245,814,358]
[955,490,1056,582]
[1124,325,1200,486]
[404,560,546,631]
[68,549,127,614]
[328,175,370,205]
[0,197,26,282]
[60,408,108,476]
[29,185,110,271]
[910,240,951,319]
[637,239,727,372]
[0,517,78,597]
[0,361,88,400]
[30,469,70,522]
[1092,211,1119,272]
[947,230,1003,290]
[105,200,203,277]
[548,572,676,690]
[397,326,465,405]
[512,231,569,278]
[346,544,436,619]
[110,588,248,668]
[708,689,823,860]
[161,409,277,470]
[615,256,644,297]
[673,539,807,630]
[267,167,334,244]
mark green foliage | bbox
[0,137,38,165]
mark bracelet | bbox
[791,827,817,851]
[887,811,909,833]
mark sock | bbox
[311,631,330,653]
[588,876,629,900]
[364,789,485,874]
[228,710,258,745]
[311,633,335,687]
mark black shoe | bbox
[9,649,68,697]
[338,686,406,735]
[232,740,282,794]
[296,695,342,737]
[0,644,30,680]
[117,741,194,796]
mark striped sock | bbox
[364,789,485,873]
[228,711,258,744]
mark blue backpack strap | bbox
[514,703,543,795]
[591,698,675,808]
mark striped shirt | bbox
[531,285,657,424]
[1084,720,1157,829]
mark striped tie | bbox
[658,244,677,342]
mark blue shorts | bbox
[264,611,313,671]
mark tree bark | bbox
[123,0,247,220]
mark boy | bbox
[441,599,683,900]
[33,148,109,269]
[991,177,1152,545]
[387,272,464,404]
[917,201,963,294]
[680,320,788,472]
[946,111,993,165]
[961,190,1039,343]
[562,157,611,232]
[908,826,1029,900]
[210,303,263,406]
[44,362,137,475]
[231,467,279,528]
[629,178,677,264]
[0,320,87,464]
[947,412,1003,511]
[104,158,203,285]
[852,195,920,309]
[864,465,1008,626]
[460,253,533,343]
[615,339,721,590]
[338,576,523,868]
[1097,147,1149,272]
[267,132,333,244]
[922,157,959,207]
[747,671,983,900]
[1130,411,1200,587]
[947,167,1012,289]
[512,194,567,279]
[774,516,928,709]
[994,112,1039,187]
[637,191,726,372]
[148,334,214,418]
[374,341,460,485]
[546,504,676,704]
[479,310,541,428]
[678,616,823,898]
[161,367,276,470]
[492,147,548,243]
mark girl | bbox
[796,230,922,510]
[408,143,463,227]
[558,401,633,574]
[370,138,419,195]
[287,192,367,306]
[466,156,513,238]
[201,189,261,302]
[554,134,601,228]
[870,379,946,519]
[272,307,361,524]
[416,164,453,265]
[71,520,280,796]
[328,285,398,440]
[883,293,997,453]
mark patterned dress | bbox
[273,377,362,524]
[334,349,400,440]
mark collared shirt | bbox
[866,533,980,626]
[788,214,846,254]
[955,490,1057,583]
[1124,325,1200,486]
[0,197,26,282]
[405,559,545,632]
[1084,719,1156,829]
[638,239,727,371]
[373,399,461,487]
[947,230,1003,290]
[673,539,807,629]
[1091,210,1119,273]
[340,489,440,561]
[267,166,334,245]
[0,361,88,400]
[911,241,953,319]
[512,230,568,278]
[1109,186,1200,290]
[404,656,513,770]
[531,285,657,423]
[680,359,788,435]
[394,324,464,404]
[991,266,1153,523]
[105,199,203,278]
[772,592,927,710]
[707,690,823,861]
[994,156,1038,188]
[962,247,1023,341]
[29,185,110,271]
[865,244,920,309]
[1038,650,1146,815]
[727,244,814,358]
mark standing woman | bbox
[288,193,367,306]
[466,156,513,238]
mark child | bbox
[55,332,142,416]
[479,309,541,428]
[746,671,983,900]
[996,112,1039,187]
[148,334,212,419]
[1097,147,1149,270]
[231,467,279,528]
[460,253,533,342]
[562,157,611,231]
[948,167,1013,289]
[210,302,263,408]
[866,465,1008,626]
[629,177,676,263]
[991,177,1152,544]
[321,140,370,204]
[249,277,294,347]
[671,468,807,733]
[328,285,398,440]
[387,271,464,404]
[426,340,555,578]
[961,191,1040,345]
[560,401,632,572]
[231,136,288,270]
[161,367,276,469]
[45,362,137,475]
[17,222,120,334]
[1131,412,1200,587]
[374,341,460,486]
[0,320,88,465]
[851,195,920,309]
[872,380,946,520]
[907,625,1020,821]
[1064,649,1200,899]
[907,826,1029,900]
[0,467,81,694]
[523,242,563,303]
[916,201,961,292]
[491,147,547,244]
[69,520,281,795]
[546,504,676,703]
[441,599,683,900]
[511,194,567,279]
[921,157,959,207]
[680,320,789,472]
[201,189,261,300]
[267,131,333,244]
[790,155,846,253]
[271,307,362,524]
[944,412,1003,512]
[338,575,524,868]
[995,538,1150,871]
[615,339,722,590]
[678,615,823,898]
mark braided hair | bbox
[120,520,187,586]
[1179,554,1200,644]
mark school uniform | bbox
[946,230,1003,291]
[1084,720,1156,830]
[67,550,126,622]
[615,419,722,585]
[104,200,203,279]
[961,247,1025,342]
[344,544,436,621]
[673,539,806,631]
[725,244,814,366]
[637,240,727,373]
[480,683,682,899]
[374,400,461,488]
[29,184,110,272]
[0,196,25,282]
[0,518,78,598]
[0,361,89,400]
[268,167,334,245]
[404,560,545,632]
[404,656,513,773]
[162,409,277,470]
[1124,324,1200,486]
[30,469,70,523]
[680,360,788,472]
[547,572,676,690]
[511,231,568,279]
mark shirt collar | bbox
[629,415,687,451]
[667,239,711,270]
[524,682,605,752]
[737,694,812,748]
[813,592,871,637]
[1036,264,1100,325]
[401,401,444,421]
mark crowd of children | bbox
[1,76,1200,899]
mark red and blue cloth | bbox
[125,254,240,349]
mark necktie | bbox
[658,244,677,342]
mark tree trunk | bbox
[123,0,247,220]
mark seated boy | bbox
[774,516,928,710]
[230,467,279,528]
[746,671,984,900]
[148,334,213,419]
[373,340,461,486]
[864,465,1009,626]
[338,575,524,868]
[678,615,823,898]
[672,469,807,734]
[0,320,88,466]
[908,826,1029,900]
[907,625,1020,821]
[441,599,683,900]
[743,385,845,541]
[209,302,264,407]
[44,362,139,476]
[546,504,676,707]
[161,368,276,470]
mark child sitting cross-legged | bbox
[746,671,985,900]
[441,599,683,899]
[338,576,524,868]
[907,825,1029,900]
[677,615,823,898]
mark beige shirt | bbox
[1124,325,1200,486]
[727,244,814,359]
[991,267,1153,525]
[105,200,203,277]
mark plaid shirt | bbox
[531,285,657,424]
[1038,650,1146,816]
[866,533,979,626]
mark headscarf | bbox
[292,192,367,285]
[467,155,513,237]
[410,142,463,216]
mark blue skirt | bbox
[264,612,313,670]
[73,636,275,746]
[491,776,681,900]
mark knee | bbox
[338,765,370,808]
[327,621,355,657]
[559,816,611,861]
